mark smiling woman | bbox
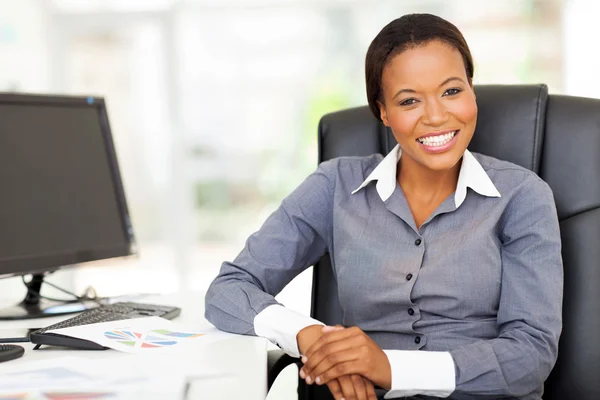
[380,52,477,227]
[377,43,477,169]
[205,13,563,400]
[364,16,480,229]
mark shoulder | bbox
[472,153,558,233]
[285,154,384,205]
[317,153,384,184]
[471,152,553,200]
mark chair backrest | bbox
[314,84,600,399]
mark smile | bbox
[416,130,458,146]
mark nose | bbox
[422,97,449,127]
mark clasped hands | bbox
[296,325,392,400]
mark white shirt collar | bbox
[351,144,501,207]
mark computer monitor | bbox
[0,93,137,319]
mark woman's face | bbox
[378,40,477,172]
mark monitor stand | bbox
[0,274,98,320]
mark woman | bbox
[205,13,562,400]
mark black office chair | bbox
[267,84,600,399]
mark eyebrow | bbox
[392,76,466,99]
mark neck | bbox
[397,155,461,200]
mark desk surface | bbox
[0,291,267,400]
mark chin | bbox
[419,153,463,171]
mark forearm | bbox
[255,305,324,357]
[450,328,558,397]
[204,261,280,335]
[206,163,334,335]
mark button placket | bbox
[406,236,423,285]
[407,233,425,349]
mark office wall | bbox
[563,0,600,97]
[0,0,63,300]
[0,0,588,313]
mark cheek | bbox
[387,109,421,138]
[451,98,478,125]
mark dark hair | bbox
[365,14,474,120]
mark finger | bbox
[305,327,357,358]
[316,361,363,386]
[338,375,356,400]
[351,374,367,400]
[305,326,362,358]
[305,348,361,385]
[322,325,345,333]
[300,336,362,375]
[365,379,377,400]
[305,325,344,366]
[327,379,344,400]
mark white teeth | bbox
[417,130,457,146]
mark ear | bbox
[377,101,390,126]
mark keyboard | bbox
[30,302,181,350]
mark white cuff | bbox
[253,304,324,358]
[383,350,455,399]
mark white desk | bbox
[0,291,268,400]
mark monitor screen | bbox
[0,94,136,277]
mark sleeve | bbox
[449,176,563,397]
[383,350,455,398]
[254,305,324,358]
[204,162,334,338]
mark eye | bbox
[399,98,418,106]
[443,88,462,97]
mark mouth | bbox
[416,130,460,153]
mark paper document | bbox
[47,316,232,353]
[0,356,186,399]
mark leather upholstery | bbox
[310,84,599,399]
[541,94,600,398]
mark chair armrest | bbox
[267,349,301,390]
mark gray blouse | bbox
[205,147,563,400]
